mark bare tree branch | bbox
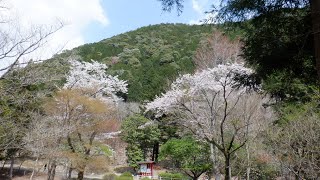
[0,22,64,77]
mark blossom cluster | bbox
[64,59,128,101]
[145,63,253,117]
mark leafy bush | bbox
[140,177,151,180]
[121,172,133,177]
[159,137,211,179]
[103,173,117,180]
[158,172,186,179]
[115,172,134,180]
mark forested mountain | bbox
[59,23,214,102]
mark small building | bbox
[137,161,154,178]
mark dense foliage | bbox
[0,59,68,151]
[120,115,160,169]
[242,8,316,102]
[160,137,211,180]
[218,0,316,103]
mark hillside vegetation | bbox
[61,23,214,101]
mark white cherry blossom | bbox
[64,59,128,102]
[146,63,254,117]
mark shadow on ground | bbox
[0,167,103,180]
[0,167,33,179]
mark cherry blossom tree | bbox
[64,59,128,102]
[54,59,127,180]
[44,89,116,180]
[33,59,128,180]
[146,63,270,180]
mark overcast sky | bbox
[0,0,217,71]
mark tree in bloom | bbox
[41,59,128,180]
[44,89,117,180]
[64,59,128,102]
[146,63,271,180]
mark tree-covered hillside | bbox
[62,23,214,102]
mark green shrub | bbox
[158,172,185,179]
[121,172,133,177]
[115,176,132,180]
[140,177,151,180]
[115,172,134,180]
[103,173,117,180]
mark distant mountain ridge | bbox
[57,23,214,102]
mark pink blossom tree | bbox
[146,63,270,180]
[31,59,128,180]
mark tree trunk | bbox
[152,142,159,162]
[210,143,220,180]
[224,155,231,180]
[68,167,73,179]
[47,160,56,180]
[310,0,320,81]
[246,143,250,180]
[18,160,24,171]
[2,159,7,170]
[246,166,251,180]
[9,156,14,180]
[77,171,84,180]
[30,157,39,180]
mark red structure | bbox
[138,161,154,177]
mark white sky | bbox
[4,0,108,52]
